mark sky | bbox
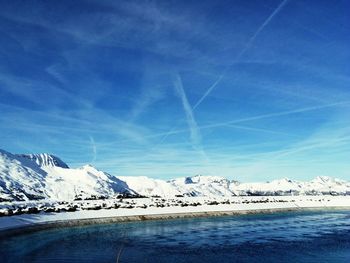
[0,0,349,182]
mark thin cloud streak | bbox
[226,124,298,137]
[89,136,97,163]
[173,74,204,155]
[100,100,350,147]
[236,0,290,59]
[193,0,290,110]
[150,100,350,140]
[0,103,151,145]
[200,100,350,130]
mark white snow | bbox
[0,195,349,232]
[42,165,136,201]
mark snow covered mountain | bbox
[234,177,350,196]
[118,176,182,198]
[0,150,135,202]
[0,149,47,202]
[169,175,234,197]
[1,149,350,202]
[303,176,350,195]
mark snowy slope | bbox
[0,150,47,201]
[119,176,182,197]
[42,165,136,200]
[0,150,135,201]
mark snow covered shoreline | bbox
[1,195,349,235]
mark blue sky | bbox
[0,0,349,181]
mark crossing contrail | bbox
[172,74,209,161]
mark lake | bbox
[1,210,350,262]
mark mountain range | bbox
[1,149,349,202]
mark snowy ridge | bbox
[1,149,350,202]
[235,177,350,196]
[15,153,69,168]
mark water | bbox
[1,210,350,263]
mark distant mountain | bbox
[1,149,349,202]
[118,176,182,198]
[169,175,234,197]
[235,177,350,196]
[119,174,350,198]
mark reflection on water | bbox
[1,210,350,262]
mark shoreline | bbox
[1,204,350,239]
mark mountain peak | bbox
[15,153,69,168]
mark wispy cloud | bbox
[1,0,349,181]
[0,72,76,107]
[0,102,151,151]
[193,0,290,109]
[200,100,350,129]
[146,100,350,139]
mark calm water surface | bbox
[1,210,350,263]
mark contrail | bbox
[173,74,202,147]
[153,100,350,139]
[89,136,97,162]
[199,100,350,130]
[236,0,290,60]
[160,0,290,146]
[192,74,225,110]
[173,74,209,161]
[102,100,350,147]
[226,124,296,137]
[193,0,290,110]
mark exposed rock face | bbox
[15,153,69,168]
